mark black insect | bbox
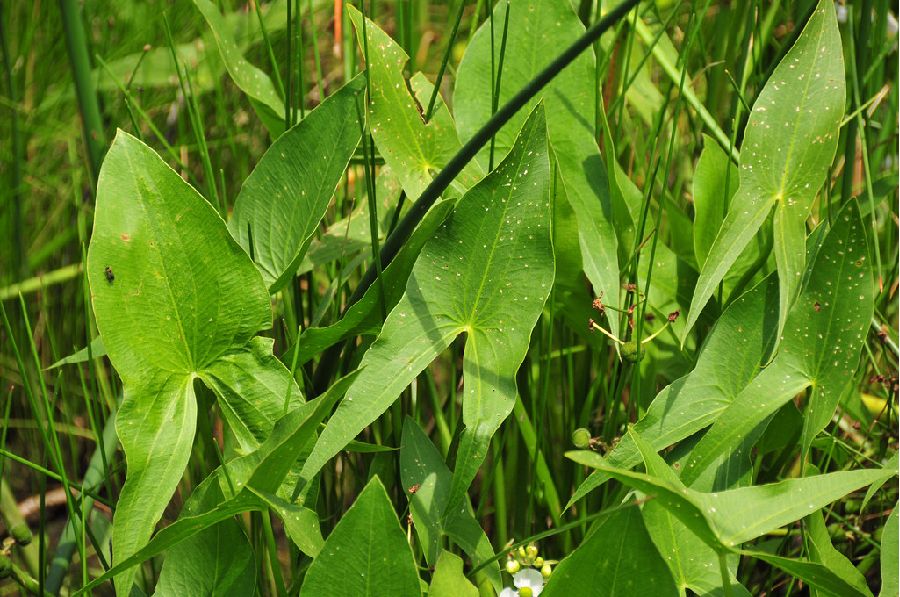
[104,266,115,284]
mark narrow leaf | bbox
[229,75,366,291]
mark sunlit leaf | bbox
[299,106,554,518]
[192,0,285,135]
[684,0,845,341]
[229,75,366,292]
[682,202,872,483]
[299,477,420,596]
[347,6,482,201]
[86,130,271,593]
[454,0,622,340]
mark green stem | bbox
[425,0,466,121]
[58,0,106,184]
[718,552,733,597]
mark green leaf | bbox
[47,337,105,369]
[299,477,420,597]
[192,0,285,136]
[882,507,899,597]
[250,488,324,557]
[346,6,482,201]
[806,509,872,597]
[77,375,354,593]
[300,105,554,515]
[682,202,873,484]
[86,130,271,594]
[454,0,622,340]
[638,429,741,595]
[692,134,740,268]
[229,75,366,292]
[399,418,500,591]
[429,551,478,597]
[79,489,264,593]
[289,198,456,366]
[683,0,845,340]
[569,435,894,549]
[542,507,678,597]
[155,519,256,597]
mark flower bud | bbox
[526,543,538,560]
[534,557,543,567]
[541,563,552,578]
[571,427,591,449]
[506,559,521,574]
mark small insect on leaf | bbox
[104,266,115,284]
[407,484,421,494]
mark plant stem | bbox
[58,0,105,185]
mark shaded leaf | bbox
[155,519,255,597]
[399,418,500,592]
[747,551,872,597]
[429,551,478,597]
[568,272,778,506]
[882,507,899,597]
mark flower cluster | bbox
[500,543,556,597]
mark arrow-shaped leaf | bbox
[87,129,272,594]
[683,0,844,341]
[300,105,554,515]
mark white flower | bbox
[499,568,545,596]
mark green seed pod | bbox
[0,555,11,579]
[571,427,592,449]
[621,341,642,363]
[10,524,32,546]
